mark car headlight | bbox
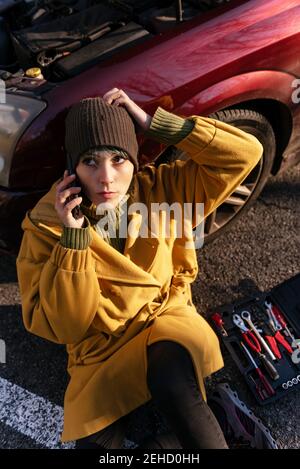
[0,93,46,187]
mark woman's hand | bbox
[55,171,85,228]
[102,88,152,132]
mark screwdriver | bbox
[271,303,300,351]
[211,312,228,336]
[249,375,266,401]
[272,304,295,339]
[240,342,275,397]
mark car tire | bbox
[155,108,276,242]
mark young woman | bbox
[16,88,263,449]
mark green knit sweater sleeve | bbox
[60,216,92,250]
[144,106,194,145]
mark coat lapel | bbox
[91,214,161,287]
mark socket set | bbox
[210,273,300,404]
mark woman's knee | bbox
[147,341,199,400]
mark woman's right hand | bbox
[55,171,85,228]
[102,88,152,132]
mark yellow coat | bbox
[16,109,263,442]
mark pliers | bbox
[233,314,279,380]
[263,303,293,358]
[232,314,261,351]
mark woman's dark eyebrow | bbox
[80,153,106,160]
[81,152,125,160]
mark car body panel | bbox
[180,71,296,114]
[179,70,299,172]
[10,0,300,190]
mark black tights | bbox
[76,341,228,449]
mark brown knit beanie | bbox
[65,97,139,171]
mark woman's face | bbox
[76,149,134,208]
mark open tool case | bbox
[210,273,300,405]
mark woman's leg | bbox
[146,340,228,449]
[75,415,127,449]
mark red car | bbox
[1,0,300,254]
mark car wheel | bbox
[155,108,276,242]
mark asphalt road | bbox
[0,164,299,449]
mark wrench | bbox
[264,301,282,331]
[241,310,276,361]
[37,50,70,67]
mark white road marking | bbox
[0,377,74,448]
[0,377,137,449]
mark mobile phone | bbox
[66,153,81,219]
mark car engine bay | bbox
[0,0,231,82]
